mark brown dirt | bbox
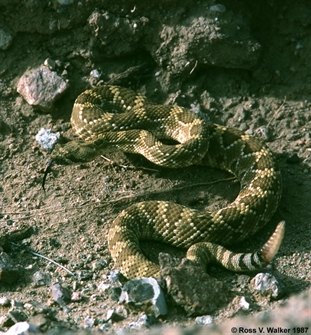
[0,0,310,333]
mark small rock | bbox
[127,313,156,330]
[28,314,50,330]
[108,286,122,301]
[5,322,39,335]
[17,65,69,112]
[11,300,24,309]
[23,301,52,314]
[250,273,284,300]
[23,303,34,311]
[195,315,213,325]
[90,69,101,79]
[0,28,13,50]
[43,58,56,71]
[159,253,229,316]
[36,128,60,150]
[119,277,167,317]
[84,316,95,328]
[99,324,111,331]
[106,309,125,322]
[51,283,71,305]
[103,175,110,183]
[239,296,250,310]
[0,251,19,284]
[71,291,82,302]
[97,281,111,292]
[0,314,11,328]
[245,128,254,135]
[0,296,10,306]
[0,310,28,328]
[92,259,106,270]
[32,271,52,287]
[240,123,248,131]
[255,126,271,141]
[108,269,123,284]
[115,306,128,318]
[76,270,94,281]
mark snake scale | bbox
[50,85,284,279]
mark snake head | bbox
[50,140,100,164]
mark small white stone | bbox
[0,296,10,306]
[240,296,250,310]
[195,315,213,325]
[43,58,56,70]
[5,322,39,335]
[119,277,167,317]
[90,69,101,78]
[35,128,60,150]
[97,282,111,292]
[251,273,281,298]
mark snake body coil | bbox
[51,85,284,279]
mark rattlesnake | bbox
[50,85,284,279]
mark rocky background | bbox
[0,0,310,334]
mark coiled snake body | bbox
[51,85,284,279]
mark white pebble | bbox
[240,296,250,310]
[35,128,60,150]
[195,315,213,325]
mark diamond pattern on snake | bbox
[50,85,284,279]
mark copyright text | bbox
[231,327,309,334]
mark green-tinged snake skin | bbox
[51,85,284,279]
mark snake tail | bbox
[186,221,285,272]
